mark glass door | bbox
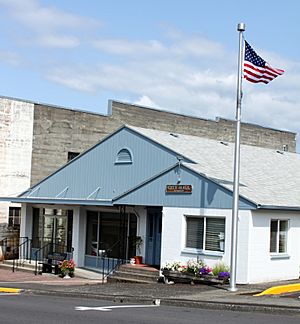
[43,209,68,248]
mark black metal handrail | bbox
[12,237,31,272]
[34,242,72,275]
[101,239,128,283]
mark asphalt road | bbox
[1,293,300,324]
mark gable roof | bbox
[128,126,300,209]
[1,124,299,209]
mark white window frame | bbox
[184,215,225,254]
[269,219,289,255]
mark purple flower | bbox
[199,266,212,276]
[218,271,230,278]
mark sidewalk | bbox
[0,268,300,314]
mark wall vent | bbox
[116,148,133,164]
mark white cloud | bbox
[0,0,100,48]
[1,1,298,141]
[0,50,21,66]
[0,0,98,29]
[134,95,159,108]
[45,34,300,140]
[92,34,226,59]
[35,35,80,48]
[92,39,165,56]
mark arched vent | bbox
[116,148,133,164]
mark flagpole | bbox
[229,22,245,292]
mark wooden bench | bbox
[42,252,67,275]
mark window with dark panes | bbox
[186,216,225,252]
[67,152,80,162]
[8,207,21,228]
[270,219,288,253]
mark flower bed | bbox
[162,260,230,285]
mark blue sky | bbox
[0,0,299,146]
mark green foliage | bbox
[212,262,230,276]
[132,236,143,254]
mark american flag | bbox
[243,41,284,84]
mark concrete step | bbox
[118,264,160,275]
[107,264,160,284]
[0,259,37,272]
[107,275,156,284]
[109,270,159,283]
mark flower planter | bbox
[162,270,229,285]
[162,270,195,283]
[192,274,229,285]
[134,256,143,264]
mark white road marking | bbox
[75,301,160,312]
[0,293,21,296]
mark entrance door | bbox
[43,209,68,248]
[85,210,137,260]
[146,208,162,266]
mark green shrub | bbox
[212,262,230,276]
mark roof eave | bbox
[257,204,300,211]
[0,197,113,206]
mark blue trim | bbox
[0,197,113,206]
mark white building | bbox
[2,126,300,284]
[0,96,295,233]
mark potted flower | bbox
[132,236,143,264]
[212,262,230,283]
[199,265,213,277]
[162,259,205,283]
[162,259,230,285]
[58,259,76,278]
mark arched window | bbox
[115,148,133,164]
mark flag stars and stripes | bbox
[243,40,284,84]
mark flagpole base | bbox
[228,286,238,292]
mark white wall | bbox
[248,210,300,283]
[0,98,34,223]
[73,207,86,267]
[20,203,33,239]
[161,207,252,284]
[133,206,147,257]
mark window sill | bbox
[181,248,224,257]
[270,254,290,260]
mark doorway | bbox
[145,207,162,266]
[43,209,70,249]
[85,209,137,260]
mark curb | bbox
[255,283,300,296]
[0,287,24,293]
[24,289,300,315]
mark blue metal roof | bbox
[9,125,256,209]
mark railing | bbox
[101,239,128,283]
[34,242,73,275]
[0,236,26,261]
[12,237,32,272]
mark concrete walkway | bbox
[0,267,300,314]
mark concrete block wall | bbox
[30,100,296,186]
[111,101,296,152]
